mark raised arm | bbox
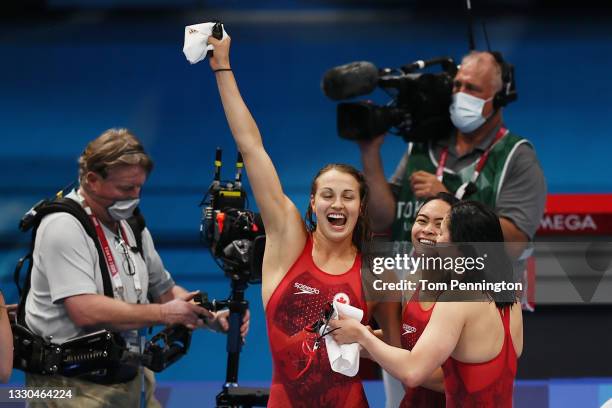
[208,35,298,237]
[359,136,397,232]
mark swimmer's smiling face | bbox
[411,199,451,254]
[310,169,361,243]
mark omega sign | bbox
[540,214,597,232]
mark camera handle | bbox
[221,279,247,386]
[215,278,269,408]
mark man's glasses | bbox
[115,236,136,276]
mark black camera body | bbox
[323,58,457,143]
[211,208,265,283]
[200,148,265,284]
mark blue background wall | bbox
[2,1,612,388]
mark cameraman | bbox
[23,129,249,407]
[359,51,545,407]
[360,51,546,255]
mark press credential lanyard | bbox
[78,193,142,302]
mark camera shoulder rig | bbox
[12,193,146,378]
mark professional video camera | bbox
[200,148,265,284]
[199,147,269,407]
[322,57,457,143]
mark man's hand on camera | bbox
[206,309,250,340]
[160,291,213,330]
[410,170,449,198]
[208,34,231,72]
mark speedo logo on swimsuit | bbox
[294,282,320,295]
[402,323,417,336]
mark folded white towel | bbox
[323,300,364,377]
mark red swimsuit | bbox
[399,292,446,408]
[265,236,369,408]
[442,306,517,407]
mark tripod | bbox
[215,276,269,408]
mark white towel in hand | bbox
[182,22,229,64]
[323,300,364,377]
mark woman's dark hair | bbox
[447,200,516,308]
[416,192,460,217]
[448,200,504,244]
[305,163,371,252]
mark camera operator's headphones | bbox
[488,51,518,110]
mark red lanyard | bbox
[88,213,129,280]
[77,190,142,301]
[435,127,508,183]
[435,148,449,180]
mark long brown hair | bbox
[304,163,372,252]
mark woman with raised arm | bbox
[330,200,523,407]
[208,35,380,407]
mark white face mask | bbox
[108,198,140,221]
[449,92,493,134]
